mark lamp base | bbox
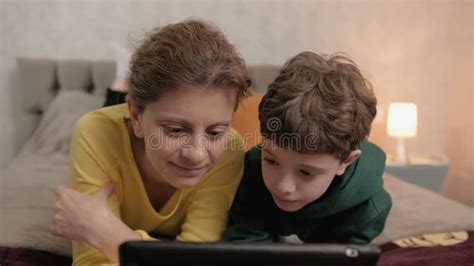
[393,137,409,165]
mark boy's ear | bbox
[335,149,362,176]
[126,96,144,138]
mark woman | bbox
[51,19,251,265]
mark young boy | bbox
[224,51,391,244]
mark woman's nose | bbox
[180,135,207,165]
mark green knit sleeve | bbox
[341,188,392,244]
[345,203,392,244]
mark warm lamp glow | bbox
[387,103,418,165]
[387,103,418,138]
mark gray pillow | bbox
[57,59,92,92]
[17,57,56,114]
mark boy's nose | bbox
[275,176,296,195]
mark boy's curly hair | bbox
[259,51,377,160]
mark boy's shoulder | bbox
[360,140,385,158]
[245,145,262,161]
[243,146,263,176]
[358,140,387,176]
[240,146,266,187]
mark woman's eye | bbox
[164,127,186,137]
[207,127,228,139]
[264,158,278,166]
[170,128,183,133]
[208,131,224,138]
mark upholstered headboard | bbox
[16,57,280,147]
[17,58,115,115]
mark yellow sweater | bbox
[69,104,245,265]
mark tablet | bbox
[119,241,380,266]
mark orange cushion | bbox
[231,91,262,150]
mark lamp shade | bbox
[387,103,417,138]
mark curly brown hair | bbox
[128,19,251,112]
[259,51,377,160]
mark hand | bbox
[51,182,116,242]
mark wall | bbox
[0,0,472,204]
[443,2,474,205]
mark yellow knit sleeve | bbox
[135,230,157,241]
[69,113,156,266]
[176,130,245,242]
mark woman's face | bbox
[129,87,236,188]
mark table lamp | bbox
[387,103,418,165]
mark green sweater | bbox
[224,141,392,244]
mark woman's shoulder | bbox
[75,104,128,133]
[72,104,130,153]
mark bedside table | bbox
[385,155,450,193]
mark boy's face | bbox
[261,139,360,212]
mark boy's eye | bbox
[299,169,312,177]
[263,158,279,166]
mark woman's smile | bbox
[169,161,208,177]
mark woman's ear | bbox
[335,149,362,176]
[126,96,144,138]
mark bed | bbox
[1,58,473,265]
